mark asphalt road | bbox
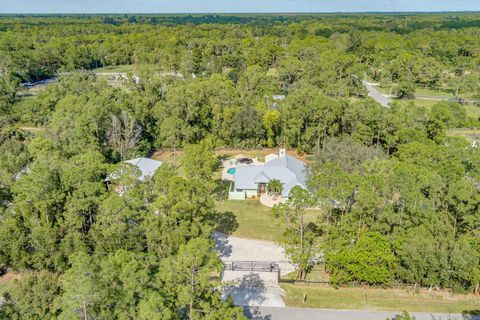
[362,80,391,108]
[244,306,480,320]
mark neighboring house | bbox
[122,157,163,181]
[271,94,286,109]
[107,157,163,182]
[229,149,307,201]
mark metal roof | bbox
[122,157,163,181]
[233,155,307,197]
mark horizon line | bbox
[1,10,480,15]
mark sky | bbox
[1,0,480,14]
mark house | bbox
[107,157,163,182]
[228,149,307,201]
[271,94,286,109]
[122,157,163,181]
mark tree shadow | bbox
[216,211,239,235]
[213,179,231,200]
[224,273,267,307]
[243,306,272,320]
[215,154,230,172]
[462,310,480,320]
[213,231,233,258]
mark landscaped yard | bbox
[281,284,480,313]
[215,199,320,242]
[216,200,285,241]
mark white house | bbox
[228,149,307,201]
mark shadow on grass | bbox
[213,179,231,200]
[216,211,239,235]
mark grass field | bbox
[215,199,285,241]
[395,99,480,119]
[446,129,480,142]
[464,105,480,119]
[215,199,320,241]
[281,284,480,313]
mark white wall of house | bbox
[245,189,258,197]
[228,189,258,200]
[229,191,246,200]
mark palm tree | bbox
[267,179,282,197]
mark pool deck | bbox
[222,157,264,182]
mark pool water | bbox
[227,168,236,175]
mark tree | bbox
[326,232,396,285]
[388,311,416,320]
[57,252,97,320]
[267,179,282,197]
[158,238,245,320]
[182,139,218,182]
[0,271,61,320]
[96,250,153,319]
[273,186,319,280]
[107,110,142,161]
[394,80,415,99]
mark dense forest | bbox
[0,13,479,319]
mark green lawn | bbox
[415,87,455,98]
[378,85,477,100]
[464,105,480,119]
[215,200,284,241]
[395,99,480,119]
[446,129,480,143]
[215,200,320,242]
[281,284,480,313]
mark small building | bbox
[107,157,163,182]
[122,157,163,181]
[228,149,307,201]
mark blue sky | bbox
[1,0,480,14]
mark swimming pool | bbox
[227,168,236,175]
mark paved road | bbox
[214,232,293,308]
[244,306,480,320]
[362,80,391,108]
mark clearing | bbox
[395,98,480,119]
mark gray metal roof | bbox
[122,157,163,181]
[233,155,307,197]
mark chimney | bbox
[279,148,286,157]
